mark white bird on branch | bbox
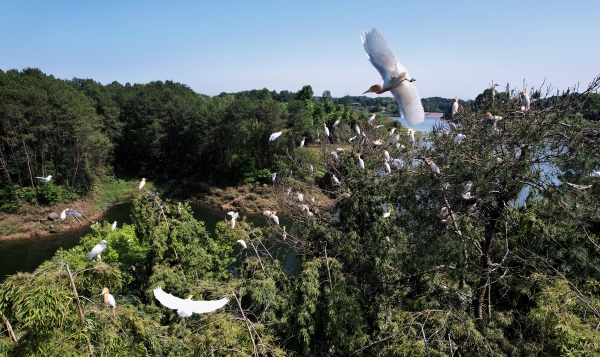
[88,240,108,260]
[153,287,228,318]
[139,178,146,190]
[101,287,116,315]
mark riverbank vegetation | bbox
[2,67,600,355]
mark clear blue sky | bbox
[1,1,598,100]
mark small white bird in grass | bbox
[299,137,306,148]
[454,134,466,146]
[354,124,361,135]
[361,28,425,126]
[357,154,365,169]
[36,175,52,182]
[237,239,247,249]
[590,170,600,178]
[111,221,117,231]
[389,127,396,136]
[384,159,391,174]
[383,150,390,161]
[101,287,116,315]
[269,131,282,141]
[520,91,530,111]
[153,287,228,318]
[368,114,376,124]
[88,240,108,260]
[332,174,341,185]
[139,178,146,190]
[227,211,239,229]
[333,117,341,128]
[452,98,459,117]
[323,123,330,137]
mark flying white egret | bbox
[389,128,396,136]
[368,114,376,124]
[520,90,530,111]
[88,240,108,260]
[357,154,365,169]
[354,124,361,135]
[452,98,459,117]
[101,287,116,315]
[60,208,68,221]
[269,131,282,141]
[139,178,146,190]
[454,134,466,146]
[111,221,117,231]
[333,117,341,128]
[299,137,306,148]
[323,123,330,137]
[361,28,425,126]
[36,175,52,182]
[237,239,247,249]
[153,287,228,317]
[383,150,390,161]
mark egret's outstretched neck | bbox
[363,84,384,94]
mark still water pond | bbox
[0,202,298,281]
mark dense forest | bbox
[2,67,600,356]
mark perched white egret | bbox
[227,211,239,229]
[139,178,146,190]
[408,129,415,143]
[361,28,424,126]
[357,154,365,169]
[88,240,108,260]
[153,287,228,317]
[272,172,277,182]
[343,191,351,199]
[384,159,391,174]
[454,134,466,146]
[440,207,449,218]
[520,91,530,111]
[271,212,280,225]
[332,174,341,185]
[392,134,400,145]
[368,114,376,124]
[323,123,330,137]
[462,181,473,195]
[389,127,396,136]
[333,117,341,128]
[349,135,357,142]
[310,164,314,173]
[331,151,340,162]
[382,202,391,218]
[262,210,272,218]
[237,239,247,249]
[383,150,390,161]
[354,124,361,135]
[486,112,503,121]
[452,98,459,117]
[299,137,306,148]
[60,208,68,221]
[111,221,117,231]
[424,159,440,175]
[36,175,52,182]
[491,83,500,100]
[101,287,116,315]
[590,170,600,178]
[269,131,282,141]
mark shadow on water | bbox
[0,201,300,281]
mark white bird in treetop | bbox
[382,202,391,218]
[486,112,503,121]
[323,123,330,137]
[111,221,117,231]
[357,154,365,169]
[520,90,530,111]
[454,134,466,146]
[424,159,441,175]
[88,240,108,260]
[354,124,361,135]
[491,83,500,99]
[139,178,146,190]
[452,98,459,117]
[333,117,341,128]
[368,114,376,124]
[153,287,228,318]
[269,131,282,141]
[237,239,247,249]
[361,28,424,126]
[227,211,239,229]
[407,129,415,143]
[299,137,306,148]
[389,127,396,136]
[101,287,116,315]
[36,175,52,182]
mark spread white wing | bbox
[153,287,229,314]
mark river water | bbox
[0,202,299,281]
